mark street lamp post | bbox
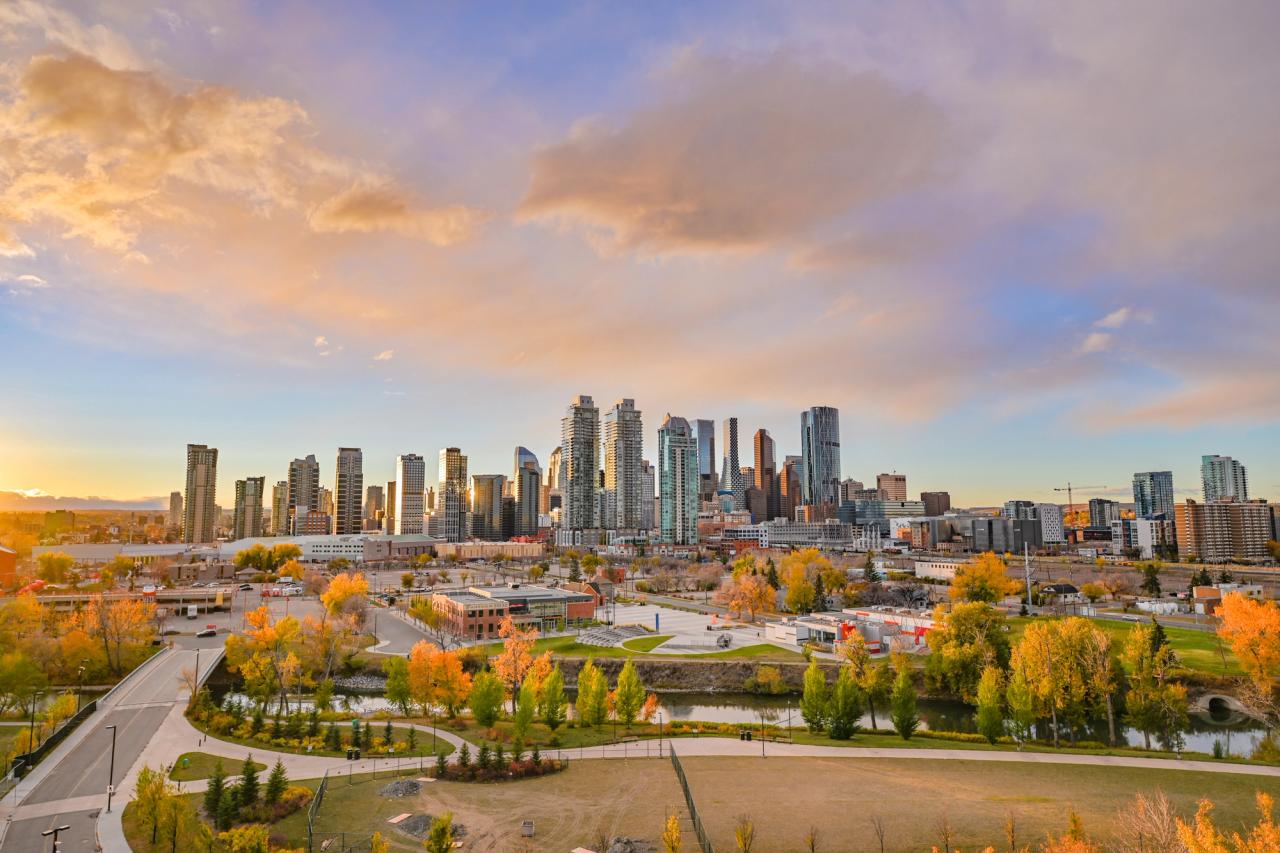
[76,664,87,713]
[28,690,44,752]
[41,823,70,852]
[105,724,118,813]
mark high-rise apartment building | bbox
[561,395,600,530]
[640,460,656,530]
[1089,498,1120,527]
[753,429,779,521]
[168,491,183,527]
[877,473,907,501]
[513,447,541,537]
[543,445,563,514]
[719,418,745,510]
[384,480,397,534]
[780,456,803,521]
[470,474,505,540]
[800,406,841,507]
[287,455,320,533]
[693,419,717,505]
[271,481,288,535]
[233,476,266,539]
[921,491,951,516]
[1176,499,1272,563]
[659,415,699,544]
[1003,500,1037,520]
[437,447,469,541]
[319,487,334,517]
[334,447,363,535]
[1201,455,1248,502]
[394,454,426,535]
[603,398,644,529]
[1132,471,1175,518]
[183,444,218,543]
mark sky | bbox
[1,0,1278,510]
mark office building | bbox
[840,479,865,503]
[1176,499,1272,563]
[182,444,218,543]
[334,447,363,535]
[1201,455,1248,502]
[602,398,644,529]
[800,406,841,506]
[470,474,505,540]
[1132,471,1175,519]
[168,491,183,527]
[438,447,469,542]
[562,395,600,530]
[1036,503,1065,543]
[270,481,289,535]
[394,454,426,535]
[720,417,745,510]
[233,475,265,540]
[780,455,803,521]
[877,473,907,501]
[384,480,397,534]
[1089,498,1120,527]
[659,414,699,544]
[319,487,334,517]
[513,447,541,537]
[640,460,656,530]
[921,491,951,516]
[753,428,780,522]
[363,484,385,528]
[1003,500,1037,520]
[286,455,320,533]
[694,419,717,505]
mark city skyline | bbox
[1,3,1278,507]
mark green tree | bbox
[974,665,1005,744]
[800,659,829,732]
[576,659,609,727]
[1005,663,1036,746]
[614,659,645,727]
[203,758,226,819]
[36,551,75,584]
[263,758,287,807]
[1123,622,1188,751]
[540,665,567,731]
[424,812,455,853]
[215,787,237,830]
[513,677,536,742]
[235,753,260,809]
[1140,563,1162,596]
[890,660,919,740]
[827,669,865,740]
[468,670,504,728]
[923,601,1011,703]
[383,657,412,715]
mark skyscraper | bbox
[561,395,600,530]
[384,480,396,534]
[720,417,744,510]
[1132,471,1175,518]
[753,428,779,521]
[287,455,320,533]
[780,455,803,521]
[640,460,656,530]
[693,419,717,504]
[877,473,907,501]
[183,444,218,543]
[603,398,644,529]
[168,491,183,527]
[271,481,289,535]
[800,406,841,507]
[470,474,505,540]
[395,454,425,535]
[1201,455,1248,502]
[233,476,265,539]
[659,415,699,544]
[438,447,469,541]
[513,448,541,537]
[543,445,563,514]
[334,447,363,535]
[1089,498,1120,527]
[921,491,951,516]
[364,484,385,526]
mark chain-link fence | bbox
[669,750,714,853]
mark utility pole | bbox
[105,724,118,813]
[1023,544,1034,612]
[41,823,70,852]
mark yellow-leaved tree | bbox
[949,553,1020,603]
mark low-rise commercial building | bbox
[431,583,594,639]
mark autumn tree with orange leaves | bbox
[1217,593,1280,721]
[225,606,303,713]
[493,616,539,712]
[74,595,156,675]
[407,640,472,717]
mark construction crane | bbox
[1052,482,1108,516]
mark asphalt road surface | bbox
[1,807,99,853]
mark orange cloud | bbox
[309,183,486,245]
[519,52,953,255]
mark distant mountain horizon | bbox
[0,491,168,512]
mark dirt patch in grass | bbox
[679,755,1280,852]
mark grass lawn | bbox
[425,715,661,751]
[169,752,265,781]
[1007,615,1241,675]
[305,759,692,851]
[680,755,1280,852]
[191,720,455,759]
[622,634,672,652]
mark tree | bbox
[1140,563,1162,596]
[800,659,828,732]
[321,572,369,619]
[614,659,645,727]
[36,551,75,584]
[432,647,472,717]
[540,665,567,730]
[923,602,1011,703]
[383,656,412,715]
[401,572,414,590]
[1005,662,1036,746]
[74,595,156,676]
[468,669,504,728]
[203,758,226,819]
[493,616,538,712]
[370,832,390,853]
[575,659,608,727]
[974,665,1005,744]
[734,814,756,852]
[581,553,604,579]
[837,633,889,729]
[424,812,455,853]
[1080,582,1106,604]
[1176,792,1280,853]
[827,668,865,740]
[890,657,918,740]
[513,676,536,742]
[1111,791,1180,853]
[1217,593,1280,720]
[1123,622,1187,751]
[218,825,271,853]
[662,812,682,853]
[263,758,287,807]
[717,572,774,622]
[949,553,1019,603]
[135,765,170,844]
[236,753,260,809]
[784,565,817,614]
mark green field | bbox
[1007,615,1241,675]
[622,634,672,652]
[168,752,265,782]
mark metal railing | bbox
[306,767,329,853]
[669,749,714,853]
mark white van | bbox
[187,604,198,619]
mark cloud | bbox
[519,52,954,255]
[1078,331,1111,354]
[374,350,394,361]
[313,336,328,348]
[0,0,146,70]
[1094,307,1130,329]
[0,226,35,258]
[309,184,485,246]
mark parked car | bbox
[280,586,301,597]
[190,581,204,588]
[195,627,217,638]
[239,583,253,591]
